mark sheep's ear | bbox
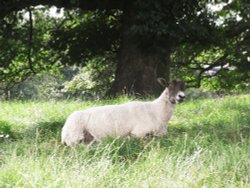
[157,78,169,88]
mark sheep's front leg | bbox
[153,125,167,137]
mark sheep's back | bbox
[81,101,155,139]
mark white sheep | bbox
[61,78,186,146]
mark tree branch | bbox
[225,21,250,38]
[27,6,35,73]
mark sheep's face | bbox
[168,80,186,104]
[157,78,186,104]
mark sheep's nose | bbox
[179,95,185,99]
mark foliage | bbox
[0,95,249,186]
[171,45,250,91]
[131,0,214,49]
[49,9,121,65]
[0,7,121,99]
[0,1,249,97]
[63,53,116,99]
[170,0,250,91]
[1,60,115,100]
[0,7,61,98]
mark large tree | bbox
[108,0,213,95]
[0,0,249,96]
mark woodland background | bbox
[0,0,249,100]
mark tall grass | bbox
[0,95,249,187]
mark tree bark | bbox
[110,46,171,96]
[109,7,171,96]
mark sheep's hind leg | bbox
[83,130,94,143]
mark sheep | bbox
[61,78,186,146]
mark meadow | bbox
[0,95,249,188]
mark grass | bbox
[0,95,249,187]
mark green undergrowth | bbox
[0,95,249,187]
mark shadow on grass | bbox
[22,120,65,141]
[160,101,250,153]
[0,120,16,141]
[86,137,155,164]
[82,102,250,163]
[2,98,249,165]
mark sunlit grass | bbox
[0,95,249,187]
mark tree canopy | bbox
[0,0,249,98]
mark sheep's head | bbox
[158,78,186,104]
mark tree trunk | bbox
[110,46,171,96]
[4,89,10,100]
[109,7,171,96]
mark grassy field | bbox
[0,95,249,188]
